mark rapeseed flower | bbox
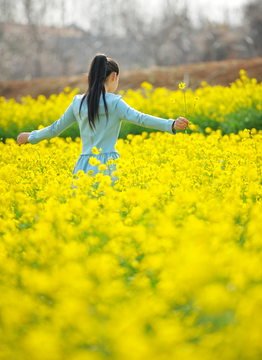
[91,146,102,155]
[98,164,108,171]
[89,156,101,166]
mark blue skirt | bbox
[71,151,120,191]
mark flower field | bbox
[1,70,262,142]
[1,119,262,359]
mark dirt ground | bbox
[1,57,262,101]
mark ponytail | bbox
[79,54,119,132]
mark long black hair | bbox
[79,54,119,132]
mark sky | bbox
[188,0,250,25]
[67,0,251,30]
[16,0,251,30]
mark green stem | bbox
[24,147,41,159]
[100,152,112,177]
[175,99,185,113]
[184,91,187,117]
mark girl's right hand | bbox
[173,117,190,131]
[17,132,31,146]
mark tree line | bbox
[0,0,261,81]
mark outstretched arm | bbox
[17,102,77,146]
[115,98,189,134]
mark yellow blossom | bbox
[179,82,186,89]
[89,156,101,166]
[98,164,108,171]
[91,146,102,155]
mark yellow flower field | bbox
[1,70,262,142]
[1,128,262,360]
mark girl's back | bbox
[73,92,122,155]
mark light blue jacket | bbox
[28,93,177,178]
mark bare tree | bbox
[22,0,54,76]
[116,0,195,67]
[0,0,21,80]
[0,0,17,23]
[243,0,262,56]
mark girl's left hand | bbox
[17,132,31,146]
[173,117,190,131]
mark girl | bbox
[17,54,189,186]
